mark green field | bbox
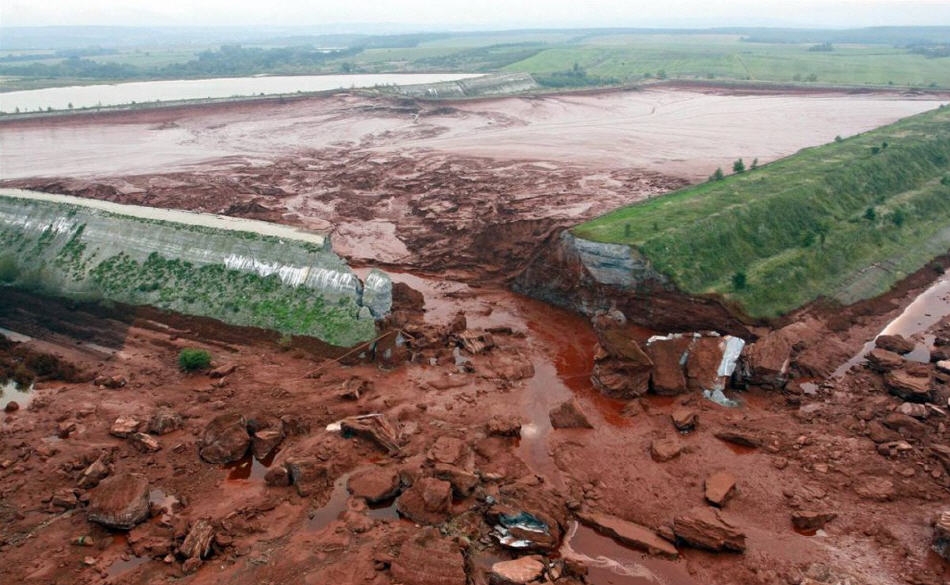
[1,26,948,92]
[573,105,950,319]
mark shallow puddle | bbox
[306,473,353,532]
[562,522,699,585]
[105,535,148,579]
[225,449,278,482]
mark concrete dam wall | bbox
[0,189,390,347]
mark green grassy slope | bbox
[573,105,950,319]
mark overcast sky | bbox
[3,0,949,29]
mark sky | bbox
[3,0,950,29]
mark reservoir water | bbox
[0,73,483,113]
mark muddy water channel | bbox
[835,273,950,376]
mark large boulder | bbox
[576,511,678,557]
[490,556,546,585]
[884,368,932,402]
[591,330,654,398]
[395,477,452,525]
[390,528,467,585]
[740,334,791,388]
[87,473,150,530]
[866,348,904,373]
[645,336,691,395]
[876,334,915,355]
[347,466,401,503]
[673,506,745,552]
[198,413,250,464]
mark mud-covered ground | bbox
[1,88,949,585]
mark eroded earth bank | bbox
[1,87,949,585]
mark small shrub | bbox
[870,146,881,155]
[709,167,725,182]
[732,158,745,174]
[751,158,759,170]
[891,208,906,227]
[940,175,950,186]
[732,271,748,290]
[178,348,212,372]
[864,207,877,221]
[834,135,843,143]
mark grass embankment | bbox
[573,105,950,319]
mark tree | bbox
[864,207,876,221]
[709,167,725,182]
[732,158,745,174]
[751,158,759,170]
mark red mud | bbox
[1,88,949,585]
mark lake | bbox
[0,73,483,114]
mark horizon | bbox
[3,0,950,31]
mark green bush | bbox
[178,348,212,372]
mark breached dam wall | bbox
[0,189,390,347]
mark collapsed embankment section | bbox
[513,231,754,338]
[565,104,950,322]
[390,73,539,99]
[0,189,391,347]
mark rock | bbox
[685,335,728,392]
[198,413,250,464]
[4,400,19,412]
[95,375,128,389]
[854,477,895,501]
[490,556,545,585]
[741,334,791,388]
[87,473,150,530]
[340,414,402,456]
[433,463,479,497]
[208,363,236,378]
[876,334,915,355]
[936,360,950,374]
[57,421,77,439]
[645,336,691,395]
[549,399,594,429]
[147,408,183,435]
[128,432,161,453]
[347,467,401,503]
[867,420,900,444]
[264,465,291,487]
[591,330,653,398]
[51,488,79,510]
[127,523,174,558]
[673,506,746,552]
[866,348,904,372]
[933,510,950,561]
[78,454,112,489]
[390,528,467,585]
[704,471,736,507]
[792,511,837,531]
[884,369,932,402]
[179,518,214,560]
[285,458,329,497]
[882,412,928,438]
[427,436,470,466]
[931,444,950,474]
[897,402,929,419]
[576,511,678,557]
[714,429,762,448]
[487,415,522,437]
[650,437,683,462]
[110,416,142,438]
[248,414,285,460]
[487,353,535,381]
[671,408,698,432]
[395,478,452,525]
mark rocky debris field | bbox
[1,267,949,585]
